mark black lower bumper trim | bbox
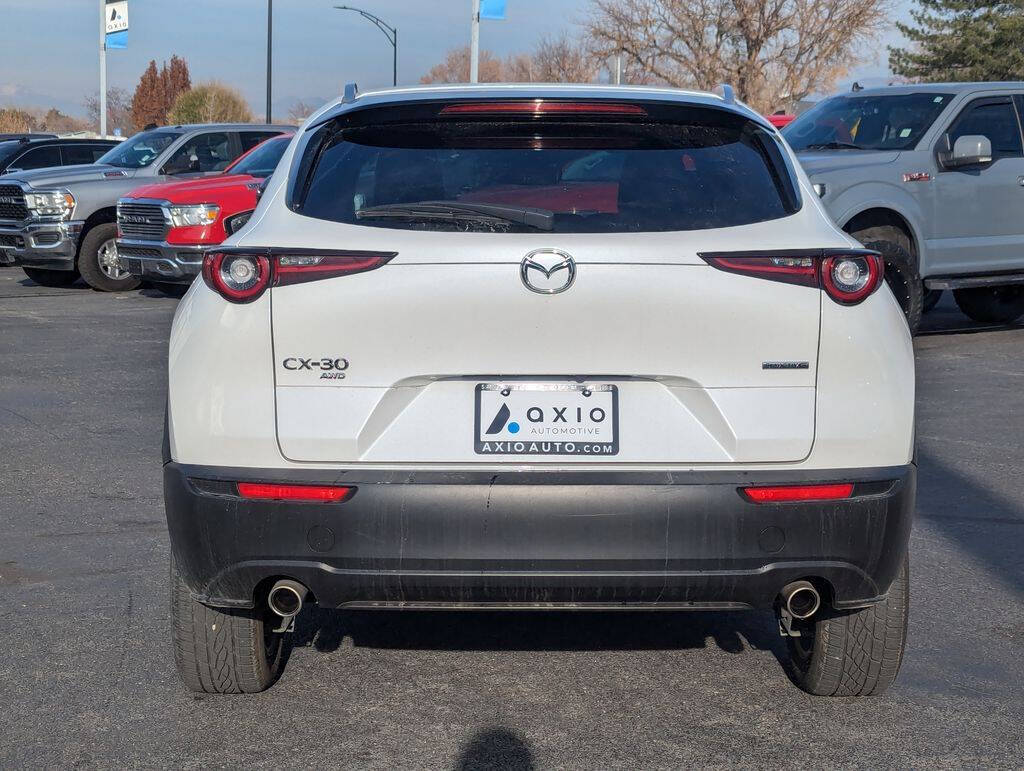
[165,462,915,611]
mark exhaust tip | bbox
[268,579,308,618]
[781,580,821,620]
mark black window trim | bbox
[11,143,62,171]
[935,95,1024,170]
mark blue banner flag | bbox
[480,0,506,20]
[106,30,127,49]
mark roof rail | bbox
[712,84,735,104]
[342,82,359,104]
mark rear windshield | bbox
[293,104,800,233]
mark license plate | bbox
[474,383,618,456]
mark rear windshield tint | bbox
[291,102,800,233]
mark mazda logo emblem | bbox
[520,249,576,294]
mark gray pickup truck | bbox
[0,123,290,291]
[783,82,1024,332]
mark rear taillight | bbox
[237,482,355,502]
[202,252,271,303]
[742,483,854,503]
[202,249,396,303]
[274,253,394,286]
[821,253,884,305]
[700,249,884,305]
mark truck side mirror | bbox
[940,134,993,168]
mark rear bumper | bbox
[165,462,915,611]
[116,238,204,282]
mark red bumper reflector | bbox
[743,483,854,503]
[237,483,354,502]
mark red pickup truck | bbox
[116,133,292,287]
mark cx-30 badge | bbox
[520,249,576,294]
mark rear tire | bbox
[22,266,79,287]
[78,223,141,292]
[784,556,909,697]
[952,285,1024,324]
[170,556,286,693]
[849,226,923,334]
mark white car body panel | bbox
[167,84,914,473]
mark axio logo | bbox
[484,403,520,434]
[520,248,576,294]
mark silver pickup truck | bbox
[783,82,1024,332]
[0,123,289,292]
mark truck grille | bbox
[117,203,167,240]
[0,184,28,221]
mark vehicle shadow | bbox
[293,605,787,659]
[453,727,535,771]
[16,277,91,290]
[917,293,1024,336]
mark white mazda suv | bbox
[164,84,915,696]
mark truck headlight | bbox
[167,203,220,228]
[24,189,75,219]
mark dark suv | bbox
[0,136,119,176]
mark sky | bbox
[1,0,912,120]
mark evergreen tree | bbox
[890,0,1024,81]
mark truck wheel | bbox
[952,285,1024,324]
[849,227,923,334]
[922,289,943,313]
[170,556,287,693]
[784,556,909,697]
[22,266,80,287]
[78,223,141,292]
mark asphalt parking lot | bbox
[1,268,1022,769]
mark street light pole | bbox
[469,0,480,83]
[266,0,273,123]
[99,0,107,138]
[333,6,398,87]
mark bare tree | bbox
[84,87,133,135]
[422,36,600,85]
[524,33,600,82]
[586,0,892,112]
[420,46,504,83]
[287,99,320,123]
[0,108,38,134]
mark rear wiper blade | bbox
[356,200,554,231]
[804,141,864,150]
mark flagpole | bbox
[469,0,480,83]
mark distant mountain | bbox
[0,84,85,117]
